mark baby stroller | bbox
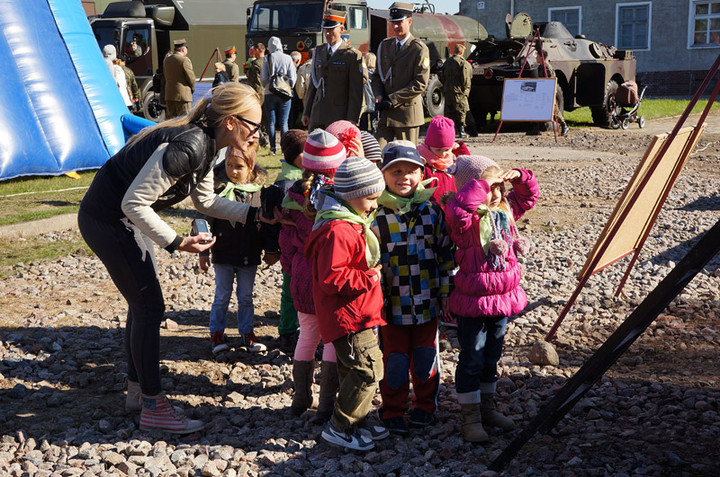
[611,81,647,130]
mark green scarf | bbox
[316,202,380,268]
[377,178,437,215]
[278,161,303,182]
[281,191,304,212]
[475,202,512,253]
[218,181,262,226]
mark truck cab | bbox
[245,0,369,63]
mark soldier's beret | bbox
[322,9,346,29]
[173,38,187,48]
[389,2,413,21]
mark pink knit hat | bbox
[453,154,500,191]
[326,120,363,157]
[424,116,455,149]
[302,128,347,176]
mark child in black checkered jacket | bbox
[371,141,455,435]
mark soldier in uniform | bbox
[222,45,240,82]
[117,55,141,111]
[163,38,195,119]
[371,2,430,148]
[442,44,473,138]
[302,9,366,131]
[246,44,265,104]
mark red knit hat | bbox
[326,120,363,158]
[302,129,346,176]
[424,116,456,149]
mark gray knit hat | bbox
[334,156,385,200]
[360,131,382,162]
[453,155,500,191]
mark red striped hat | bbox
[302,129,347,176]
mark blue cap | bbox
[381,142,424,171]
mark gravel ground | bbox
[1,115,719,476]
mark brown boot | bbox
[290,360,316,416]
[316,360,339,422]
[460,403,489,442]
[480,393,514,430]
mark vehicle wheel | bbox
[621,118,630,130]
[638,116,646,128]
[142,92,165,123]
[424,74,445,117]
[611,118,621,129]
[590,79,620,128]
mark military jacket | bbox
[442,54,472,96]
[247,57,264,99]
[304,41,366,129]
[163,52,195,102]
[371,34,430,128]
[222,59,240,82]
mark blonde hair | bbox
[128,82,261,145]
[214,62,226,72]
[364,52,376,69]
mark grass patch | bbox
[0,233,91,280]
[565,98,720,127]
[0,171,95,226]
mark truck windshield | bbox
[248,2,323,32]
[93,25,120,52]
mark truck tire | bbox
[424,74,445,117]
[142,91,166,123]
[591,79,619,128]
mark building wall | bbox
[460,0,720,95]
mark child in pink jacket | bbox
[444,155,539,443]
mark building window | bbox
[690,1,720,46]
[616,2,651,50]
[549,7,581,37]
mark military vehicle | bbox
[467,12,636,128]
[245,0,487,116]
[90,0,253,121]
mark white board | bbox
[500,78,557,121]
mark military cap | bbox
[224,45,236,55]
[389,2,413,21]
[322,8,346,29]
[173,38,187,48]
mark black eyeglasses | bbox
[234,116,261,136]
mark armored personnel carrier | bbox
[467,12,636,128]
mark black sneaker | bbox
[409,408,433,427]
[358,421,389,441]
[321,422,374,451]
[382,416,409,436]
[278,332,298,355]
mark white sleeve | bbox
[190,167,252,222]
[121,143,181,248]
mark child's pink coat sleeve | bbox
[446,178,492,234]
[506,169,539,220]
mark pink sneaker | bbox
[140,394,204,434]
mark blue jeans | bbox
[454,314,508,402]
[209,264,258,335]
[264,94,291,152]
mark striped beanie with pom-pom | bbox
[302,128,346,176]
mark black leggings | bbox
[78,208,164,395]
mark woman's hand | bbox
[178,235,216,253]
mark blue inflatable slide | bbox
[0,0,146,181]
